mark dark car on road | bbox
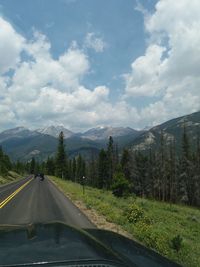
[34,173,45,181]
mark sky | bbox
[0,0,200,132]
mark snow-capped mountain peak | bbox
[36,126,74,138]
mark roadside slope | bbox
[50,176,200,267]
[0,171,21,185]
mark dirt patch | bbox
[72,199,133,239]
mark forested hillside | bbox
[131,111,200,153]
[31,123,200,207]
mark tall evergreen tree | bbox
[72,158,76,182]
[45,157,55,175]
[98,149,109,189]
[76,154,85,183]
[30,157,36,174]
[159,130,167,201]
[195,134,200,205]
[68,159,72,180]
[13,160,25,174]
[107,136,114,188]
[55,131,67,178]
[88,154,98,187]
[168,139,178,203]
[147,147,155,198]
[179,124,191,204]
[0,147,12,176]
[113,143,119,171]
[121,148,131,181]
[134,152,148,197]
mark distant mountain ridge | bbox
[0,125,138,141]
[130,111,200,152]
[1,111,199,161]
[80,126,138,140]
[0,127,39,143]
[0,125,141,161]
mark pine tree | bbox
[88,154,98,187]
[113,143,119,171]
[107,136,114,189]
[98,149,109,189]
[35,161,41,174]
[179,124,191,204]
[68,159,72,180]
[168,139,178,203]
[121,148,131,181]
[134,152,148,197]
[159,130,167,201]
[55,131,67,178]
[72,158,76,182]
[76,154,85,183]
[0,147,12,176]
[45,157,55,175]
[30,157,36,174]
[195,134,200,205]
[147,147,155,198]
[13,160,25,174]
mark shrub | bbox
[112,172,130,197]
[171,235,183,252]
[124,203,144,223]
[133,223,170,255]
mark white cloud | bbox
[84,32,106,53]
[125,0,200,126]
[10,84,141,131]
[125,44,165,97]
[0,17,25,74]
[1,0,200,133]
[0,16,128,131]
[8,33,90,103]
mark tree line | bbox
[41,128,200,207]
[1,126,200,207]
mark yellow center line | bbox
[0,178,33,209]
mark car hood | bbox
[0,222,181,267]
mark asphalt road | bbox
[0,176,95,228]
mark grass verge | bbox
[50,176,200,267]
[0,171,22,185]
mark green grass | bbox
[0,171,22,185]
[50,176,200,267]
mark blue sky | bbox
[1,0,148,98]
[0,0,199,131]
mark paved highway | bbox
[0,176,95,228]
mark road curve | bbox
[0,176,95,228]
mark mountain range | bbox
[0,126,140,161]
[0,111,199,161]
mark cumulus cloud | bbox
[125,44,166,97]
[6,31,90,105]
[0,16,132,131]
[84,32,106,53]
[1,0,200,132]
[0,17,25,74]
[125,0,200,125]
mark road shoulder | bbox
[49,176,133,238]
